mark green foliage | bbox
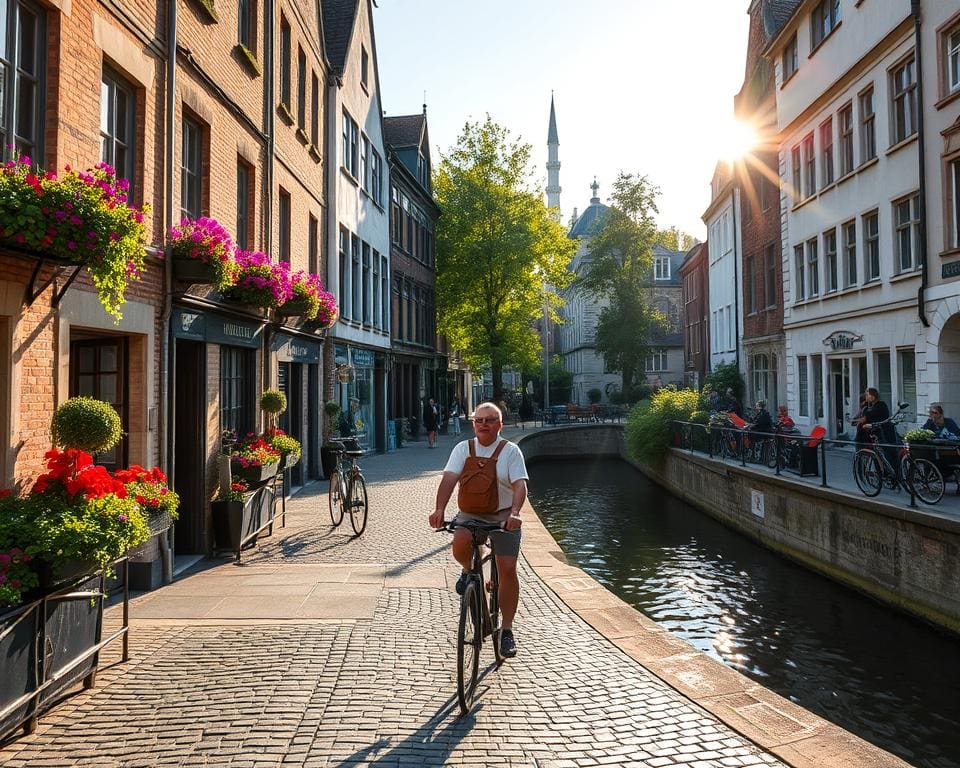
[689,409,710,424]
[904,428,936,443]
[260,389,287,415]
[579,173,666,392]
[608,383,650,405]
[655,226,698,252]
[51,397,123,453]
[268,433,301,460]
[434,116,576,397]
[323,401,342,444]
[625,386,701,465]
[548,355,572,404]
[703,362,744,403]
[587,388,602,404]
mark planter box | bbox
[0,605,37,739]
[172,256,216,284]
[276,298,312,318]
[233,462,279,485]
[212,487,273,554]
[280,452,300,471]
[40,575,102,707]
[320,445,338,477]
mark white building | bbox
[767,0,925,435]
[702,161,742,372]
[323,0,391,451]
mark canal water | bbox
[528,457,960,768]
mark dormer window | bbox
[655,256,671,281]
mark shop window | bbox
[876,351,892,410]
[71,338,128,471]
[898,349,916,421]
[798,356,809,417]
[220,346,254,438]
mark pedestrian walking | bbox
[449,400,461,436]
[423,397,439,448]
[429,401,529,658]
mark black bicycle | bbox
[327,438,368,535]
[437,519,503,714]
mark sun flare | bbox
[715,119,759,162]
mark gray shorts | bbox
[453,507,521,558]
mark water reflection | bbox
[528,457,960,768]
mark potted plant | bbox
[0,157,148,321]
[279,270,339,327]
[265,428,301,470]
[211,476,272,554]
[230,436,281,485]
[168,216,237,290]
[50,396,122,454]
[321,400,342,476]
[226,250,292,310]
[113,464,180,535]
[260,389,287,418]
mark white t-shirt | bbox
[443,438,529,512]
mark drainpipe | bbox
[263,0,276,397]
[158,0,178,584]
[913,0,930,328]
[732,184,741,371]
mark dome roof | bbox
[568,179,608,239]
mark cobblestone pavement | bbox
[0,431,786,768]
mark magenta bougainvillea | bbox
[286,270,338,325]
[228,250,293,309]
[168,217,238,291]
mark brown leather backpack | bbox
[457,439,507,515]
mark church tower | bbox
[546,93,561,220]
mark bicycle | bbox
[326,438,368,535]
[436,519,504,714]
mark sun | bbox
[715,118,759,163]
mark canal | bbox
[528,457,960,768]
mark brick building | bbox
[680,242,710,389]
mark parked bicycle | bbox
[327,437,368,535]
[437,519,504,714]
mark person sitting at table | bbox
[922,403,960,440]
[776,404,796,431]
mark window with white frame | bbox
[783,34,798,80]
[752,353,771,404]
[820,117,834,186]
[794,244,805,300]
[101,69,136,196]
[351,233,361,321]
[342,110,359,177]
[842,220,857,287]
[654,256,671,280]
[811,0,840,49]
[798,356,809,417]
[371,150,383,205]
[803,133,816,197]
[360,134,369,190]
[824,228,838,292]
[806,238,819,297]
[860,87,876,162]
[338,228,349,313]
[948,24,960,95]
[381,254,389,330]
[791,146,802,202]
[839,103,854,176]
[891,58,918,144]
[898,349,916,421]
[726,305,734,351]
[645,348,668,372]
[950,156,960,249]
[864,210,880,280]
[894,194,920,272]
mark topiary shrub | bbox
[260,389,287,415]
[50,397,122,453]
[587,388,602,404]
[625,386,701,465]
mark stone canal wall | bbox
[519,424,960,635]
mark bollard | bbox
[820,440,828,487]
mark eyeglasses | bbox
[471,417,500,425]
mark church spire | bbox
[546,93,561,221]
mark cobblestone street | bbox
[0,433,835,767]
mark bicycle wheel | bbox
[764,441,781,469]
[347,473,368,535]
[854,450,882,496]
[907,458,945,505]
[328,471,344,526]
[456,579,482,714]
[486,554,503,666]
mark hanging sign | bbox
[272,333,321,363]
[822,330,863,351]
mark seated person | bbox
[749,401,773,434]
[776,404,796,431]
[923,403,960,440]
[722,388,742,417]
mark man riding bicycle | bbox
[429,402,528,658]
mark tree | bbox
[656,226,699,252]
[579,172,666,393]
[434,117,575,399]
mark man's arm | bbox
[504,479,527,531]
[429,471,460,529]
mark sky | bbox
[373,0,752,241]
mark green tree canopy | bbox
[434,117,575,399]
[579,172,666,392]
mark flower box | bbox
[172,256,217,284]
[280,452,300,471]
[276,298,312,318]
[40,574,102,707]
[0,605,37,739]
[233,461,279,485]
[212,487,273,554]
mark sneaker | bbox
[500,629,517,658]
[455,571,469,596]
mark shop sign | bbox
[174,310,205,341]
[352,348,375,368]
[173,309,263,349]
[943,261,960,280]
[272,333,320,363]
[822,330,863,351]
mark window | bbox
[361,46,369,89]
[802,133,815,197]
[783,34,798,80]
[100,70,136,195]
[351,234,361,321]
[308,214,318,274]
[864,210,880,280]
[220,346,254,437]
[950,157,960,249]
[839,104,854,176]
[236,159,252,250]
[894,194,920,272]
[372,250,380,329]
[391,188,401,244]
[655,256,671,280]
[238,0,255,52]
[360,135,369,190]
[0,0,45,159]
[338,228,348,312]
[645,348,668,372]
[362,242,371,324]
[371,150,383,205]
[948,25,960,94]
[279,15,291,107]
[812,355,824,418]
[892,58,917,145]
[278,188,290,264]
[820,118,834,186]
[381,254,389,330]
[791,146,802,201]
[899,349,917,421]
[794,244,805,300]
[310,73,319,147]
[726,305,734,352]
[752,354,770,404]
[745,255,755,314]
[181,114,203,220]
[798,356,809,417]
[806,238,819,297]
[860,87,876,162]
[71,338,128,471]
[764,244,777,308]
[842,220,857,287]
[296,46,306,132]
[876,351,892,409]
[811,0,840,49]
[822,229,838,292]
[342,110,358,177]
